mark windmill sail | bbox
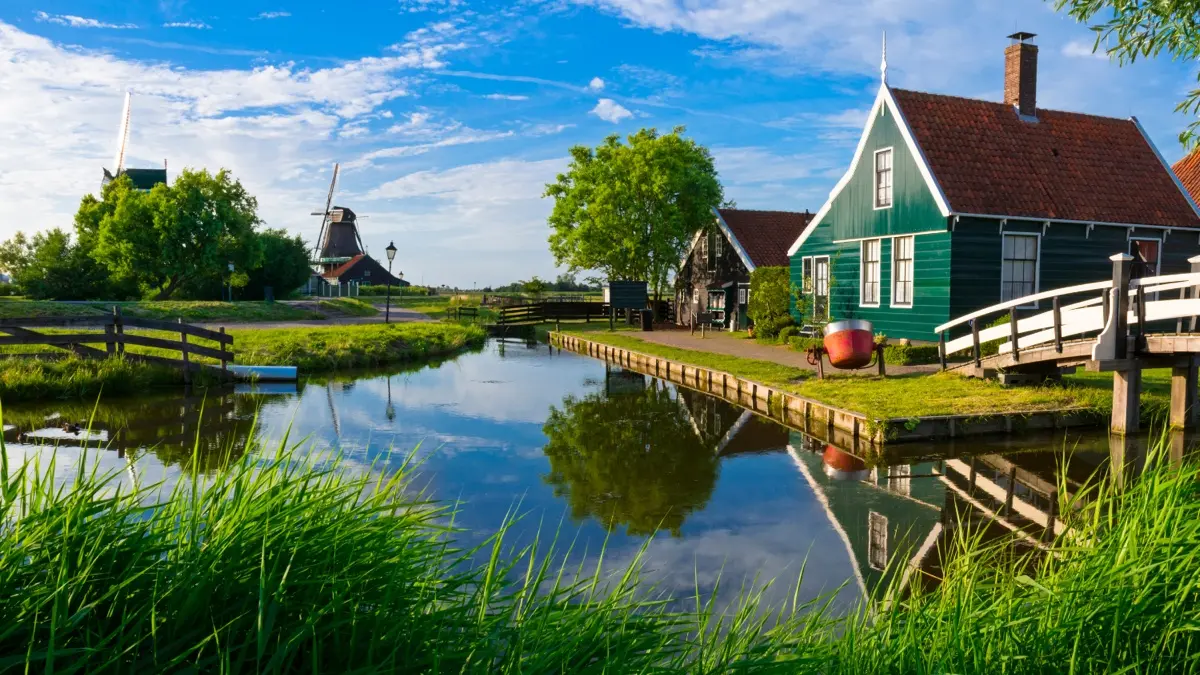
[112,91,132,175]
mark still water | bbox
[2,339,1118,611]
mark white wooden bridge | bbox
[935,253,1200,435]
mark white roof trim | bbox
[786,83,953,257]
[786,444,869,600]
[1130,115,1200,222]
[712,206,757,272]
[679,229,704,270]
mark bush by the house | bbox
[359,284,436,297]
[777,325,800,343]
[754,314,796,340]
[747,266,792,328]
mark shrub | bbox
[883,342,942,365]
[0,282,16,297]
[777,325,799,343]
[754,314,795,340]
[747,266,792,327]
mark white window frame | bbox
[873,147,894,210]
[890,235,914,308]
[801,256,814,293]
[813,255,831,320]
[868,511,889,571]
[860,238,882,308]
[1000,232,1041,309]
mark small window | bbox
[1001,234,1039,304]
[887,464,912,497]
[802,257,814,293]
[363,270,371,278]
[1130,239,1160,281]
[738,286,748,305]
[892,236,914,307]
[868,511,889,571]
[861,239,881,306]
[874,148,893,209]
[692,289,699,304]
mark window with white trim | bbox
[891,236,914,307]
[861,239,882,306]
[874,148,893,209]
[1000,234,1039,303]
[1129,238,1161,281]
[801,257,814,293]
[868,511,889,571]
[814,257,830,320]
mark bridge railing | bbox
[934,258,1200,368]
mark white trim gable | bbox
[712,207,757,272]
[786,83,953,257]
[679,229,704,270]
[1130,116,1200,222]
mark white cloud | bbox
[1062,39,1108,60]
[163,21,211,30]
[589,98,632,123]
[587,76,605,91]
[256,11,291,20]
[399,0,465,12]
[484,93,529,100]
[34,12,137,29]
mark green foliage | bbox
[0,229,124,300]
[241,228,313,299]
[86,171,263,300]
[542,385,719,537]
[359,284,435,296]
[747,266,791,327]
[1054,0,1200,147]
[754,314,796,340]
[522,275,549,299]
[234,323,486,371]
[777,325,799,343]
[0,357,190,401]
[545,127,724,301]
[0,283,16,297]
[317,297,379,317]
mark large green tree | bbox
[1054,0,1200,146]
[545,127,724,311]
[85,170,263,300]
[242,229,314,299]
[0,228,117,300]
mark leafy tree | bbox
[243,229,314,299]
[87,170,263,300]
[747,266,792,327]
[1054,0,1200,146]
[545,127,724,315]
[521,276,548,299]
[0,229,116,300]
[541,383,719,537]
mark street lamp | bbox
[227,262,235,302]
[398,272,404,300]
[384,241,397,324]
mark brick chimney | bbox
[1004,32,1038,118]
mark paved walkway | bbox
[627,329,940,376]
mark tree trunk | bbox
[155,275,183,301]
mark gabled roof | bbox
[1173,148,1200,207]
[890,88,1200,228]
[323,254,366,280]
[716,208,813,269]
[789,83,1200,256]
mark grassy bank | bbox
[559,329,1161,421]
[0,299,323,322]
[3,420,1198,672]
[0,323,485,402]
[316,297,379,317]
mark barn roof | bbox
[716,209,814,269]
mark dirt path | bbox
[627,329,940,376]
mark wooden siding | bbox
[675,228,751,326]
[822,104,945,241]
[949,217,1200,330]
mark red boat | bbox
[823,319,875,369]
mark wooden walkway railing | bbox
[0,308,234,382]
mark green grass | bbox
[561,329,1162,421]
[0,300,323,322]
[317,297,379,317]
[4,414,1200,671]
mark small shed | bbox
[602,281,649,309]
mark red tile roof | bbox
[1173,148,1200,208]
[891,88,1200,228]
[323,254,365,280]
[717,209,814,268]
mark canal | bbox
[1,338,1126,613]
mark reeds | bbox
[4,418,1200,673]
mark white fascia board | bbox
[1130,116,1200,222]
[712,206,757,272]
[786,83,952,258]
[679,228,705,271]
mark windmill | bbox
[311,163,367,274]
[101,91,168,191]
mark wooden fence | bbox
[0,309,234,382]
[496,302,609,325]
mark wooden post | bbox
[1002,467,1017,517]
[1135,285,1147,353]
[178,318,191,385]
[1169,356,1198,430]
[1111,366,1141,435]
[877,344,886,377]
[937,331,947,370]
[1009,307,1020,361]
[1052,296,1063,353]
[609,306,615,331]
[1111,253,1134,359]
[105,317,116,356]
[1190,255,1200,333]
[113,306,125,354]
[971,319,981,368]
[219,327,228,376]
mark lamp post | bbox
[227,262,234,302]
[398,272,404,299]
[385,241,397,324]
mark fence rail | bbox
[497,301,610,325]
[0,309,234,382]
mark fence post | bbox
[971,319,981,368]
[1009,307,1020,361]
[1110,253,1134,360]
[1052,296,1063,353]
[178,317,191,384]
[937,331,947,370]
[1190,255,1200,332]
[113,306,125,354]
[220,326,228,377]
[1135,285,1147,353]
[105,313,116,356]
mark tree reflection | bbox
[542,382,719,537]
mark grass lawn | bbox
[560,328,1163,422]
[316,297,379,317]
[0,299,323,322]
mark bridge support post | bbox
[1111,365,1141,435]
[1170,356,1199,430]
[1110,253,1134,359]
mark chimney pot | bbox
[1004,32,1038,118]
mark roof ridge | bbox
[890,87,1136,124]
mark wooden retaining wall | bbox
[550,333,1100,444]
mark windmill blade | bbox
[112,91,132,174]
[312,163,340,259]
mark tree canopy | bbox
[544,127,724,304]
[84,170,263,300]
[1054,0,1200,146]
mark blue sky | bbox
[0,0,1196,286]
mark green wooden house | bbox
[788,33,1200,341]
